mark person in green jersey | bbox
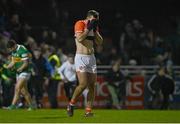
[4,39,34,110]
[0,59,16,107]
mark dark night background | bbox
[1,0,180,65]
[1,0,180,111]
[21,0,180,36]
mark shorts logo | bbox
[79,66,84,70]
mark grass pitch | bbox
[0,109,180,123]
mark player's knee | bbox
[15,87,21,94]
[78,84,87,91]
[23,90,29,96]
[21,91,26,96]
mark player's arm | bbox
[75,30,90,43]
[75,21,89,43]
[58,63,68,82]
[5,57,15,69]
[17,53,29,72]
[94,31,103,45]
[75,20,96,43]
[17,59,29,72]
[58,63,65,79]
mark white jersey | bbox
[58,61,76,82]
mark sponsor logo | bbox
[126,81,143,97]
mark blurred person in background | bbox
[40,28,50,44]
[24,36,37,51]
[107,47,119,65]
[119,22,137,64]
[163,46,174,79]
[0,31,11,53]
[0,9,6,32]
[106,57,127,109]
[58,54,76,101]
[30,48,54,108]
[49,30,60,46]
[132,19,144,37]
[46,46,61,108]
[4,39,34,110]
[95,45,107,65]
[0,56,16,107]
[7,14,21,42]
[57,53,88,107]
[147,64,175,110]
[57,48,68,64]
[67,10,103,117]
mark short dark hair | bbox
[87,10,99,19]
[7,39,16,48]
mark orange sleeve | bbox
[74,21,85,34]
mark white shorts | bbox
[75,54,97,73]
[16,72,31,81]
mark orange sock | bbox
[85,107,92,113]
[69,99,76,105]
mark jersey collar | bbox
[16,44,21,51]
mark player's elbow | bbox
[23,60,29,66]
[76,37,84,43]
[96,39,103,45]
